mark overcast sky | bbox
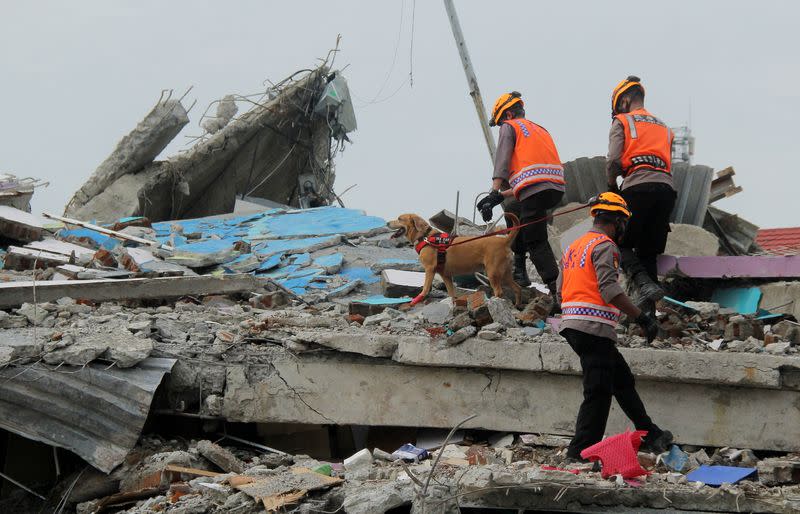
[2,1,797,228]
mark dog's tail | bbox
[504,212,521,247]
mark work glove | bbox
[477,190,504,223]
[635,312,660,344]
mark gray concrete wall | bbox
[219,347,800,451]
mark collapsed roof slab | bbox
[64,98,189,220]
[213,342,800,452]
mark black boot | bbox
[641,429,673,454]
[631,270,665,303]
[621,249,665,304]
[513,253,531,287]
[547,280,561,315]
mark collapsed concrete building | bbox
[63,65,355,223]
[3,59,800,513]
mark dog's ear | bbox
[412,216,429,234]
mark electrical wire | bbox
[409,0,416,87]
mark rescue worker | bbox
[559,192,672,460]
[477,91,565,305]
[607,76,676,312]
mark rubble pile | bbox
[27,434,799,513]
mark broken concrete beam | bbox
[3,246,71,270]
[658,254,800,279]
[0,206,44,243]
[294,331,427,358]
[64,98,189,221]
[0,274,268,309]
[381,269,425,298]
[709,166,743,203]
[196,440,245,474]
[220,347,800,451]
[25,238,96,265]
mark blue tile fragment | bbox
[356,295,413,305]
[292,253,311,265]
[711,287,762,315]
[256,253,283,272]
[339,267,380,285]
[685,465,756,486]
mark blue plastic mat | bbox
[685,465,756,486]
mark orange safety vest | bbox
[561,231,621,327]
[504,118,565,199]
[615,108,673,177]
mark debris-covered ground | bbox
[3,54,800,513]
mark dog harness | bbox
[415,231,452,273]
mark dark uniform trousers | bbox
[504,189,563,284]
[618,182,677,282]
[561,328,657,458]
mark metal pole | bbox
[453,190,460,236]
[443,0,496,163]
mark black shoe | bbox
[641,429,673,454]
[564,455,601,471]
[513,255,531,287]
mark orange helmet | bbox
[489,91,523,126]
[590,192,631,219]
[611,76,645,117]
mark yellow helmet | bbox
[611,75,644,117]
[489,91,523,126]
[590,192,631,219]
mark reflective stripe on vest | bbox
[615,108,673,177]
[561,232,621,328]
[505,119,564,199]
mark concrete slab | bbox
[0,206,44,242]
[0,274,268,309]
[220,350,800,451]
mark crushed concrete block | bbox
[421,299,452,324]
[104,335,154,368]
[684,301,720,318]
[665,223,720,257]
[42,336,109,366]
[759,281,800,321]
[3,246,70,271]
[770,320,800,344]
[0,346,14,366]
[342,480,414,514]
[486,297,518,328]
[196,440,245,474]
[757,457,800,485]
[447,325,476,345]
[447,312,473,332]
[478,330,501,340]
[119,450,202,493]
[363,308,402,327]
[15,302,49,325]
[766,341,791,355]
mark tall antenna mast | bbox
[443,0,496,163]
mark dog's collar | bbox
[414,226,436,244]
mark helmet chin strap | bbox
[612,217,628,244]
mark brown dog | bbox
[387,213,522,306]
